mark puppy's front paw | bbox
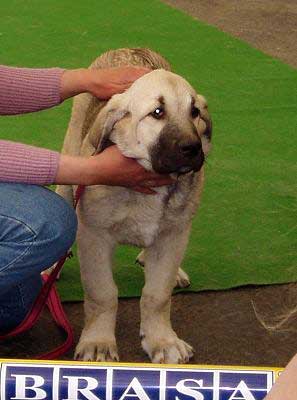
[141,331,194,364]
[75,340,119,362]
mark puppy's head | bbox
[96,69,212,174]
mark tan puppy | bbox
[57,48,212,364]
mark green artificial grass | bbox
[1,0,296,301]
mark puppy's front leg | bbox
[75,226,119,362]
[140,227,194,364]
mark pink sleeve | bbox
[0,65,65,115]
[0,140,60,185]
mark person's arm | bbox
[60,66,150,101]
[0,64,156,191]
[0,65,64,115]
[55,145,173,194]
[0,141,173,193]
[0,64,150,115]
[0,140,60,184]
[265,354,297,399]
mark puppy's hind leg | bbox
[176,268,190,289]
[75,226,119,362]
[136,249,190,289]
[55,184,75,208]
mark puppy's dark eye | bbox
[191,106,200,119]
[150,106,165,119]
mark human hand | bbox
[60,66,150,101]
[86,66,151,99]
[86,145,174,194]
[56,145,174,194]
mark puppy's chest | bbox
[115,197,164,247]
[80,187,170,247]
[79,174,198,247]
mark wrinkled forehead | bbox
[126,69,197,112]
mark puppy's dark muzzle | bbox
[151,138,205,174]
[180,142,201,158]
[150,124,205,174]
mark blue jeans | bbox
[0,183,77,332]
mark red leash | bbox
[0,185,86,359]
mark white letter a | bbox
[119,377,151,400]
[228,380,256,400]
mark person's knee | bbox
[0,214,37,274]
[0,184,77,269]
[48,195,77,253]
[32,188,78,262]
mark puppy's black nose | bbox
[179,141,201,158]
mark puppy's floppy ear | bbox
[196,94,212,156]
[87,93,129,154]
[97,108,129,153]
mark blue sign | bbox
[0,362,276,400]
